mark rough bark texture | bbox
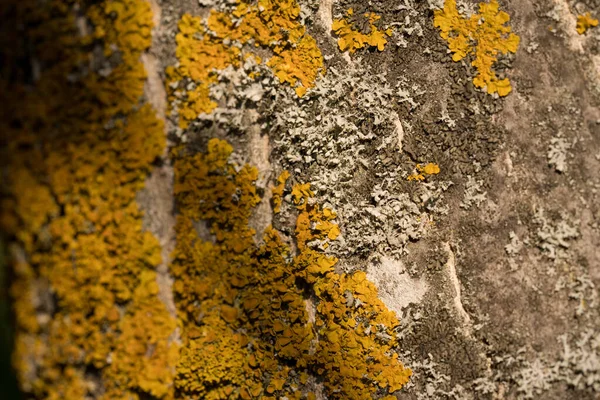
[1,0,600,399]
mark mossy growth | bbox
[576,12,598,35]
[0,0,177,398]
[332,8,393,54]
[171,138,411,399]
[434,0,520,96]
[167,0,325,128]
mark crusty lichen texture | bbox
[167,0,325,128]
[0,0,177,398]
[434,0,520,96]
[272,170,291,214]
[407,163,441,181]
[170,139,411,399]
[2,0,413,398]
[332,8,393,54]
[576,12,599,35]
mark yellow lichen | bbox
[88,0,154,57]
[434,0,520,96]
[3,0,411,397]
[332,8,393,54]
[1,0,177,398]
[272,170,291,213]
[576,12,599,35]
[168,0,325,128]
[407,163,441,181]
[171,139,411,399]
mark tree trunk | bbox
[2,0,600,399]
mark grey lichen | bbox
[460,175,487,210]
[269,63,435,259]
[533,207,579,260]
[512,330,600,397]
[505,230,528,271]
[505,231,524,257]
[547,134,570,173]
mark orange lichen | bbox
[267,35,324,97]
[272,170,291,213]
[332,8,393,54]
[0,0,177,398]
[407,163,441,181]
[171,139,411,399]
[88,0,154,56]
[576,12,599,35]
[168,0,325,128]
[434,0,520,96]
[3,0,411,397]
[165,13,242,127]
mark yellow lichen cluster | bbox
[272,170,291,213]
[171,139,411,399]
[2,0,411,396]
[332,8,393,53]
[576,12,599,35]
[0,0,177,398]
[434,0,520,96]
[407,163,441,181]
[167,0,325,128]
